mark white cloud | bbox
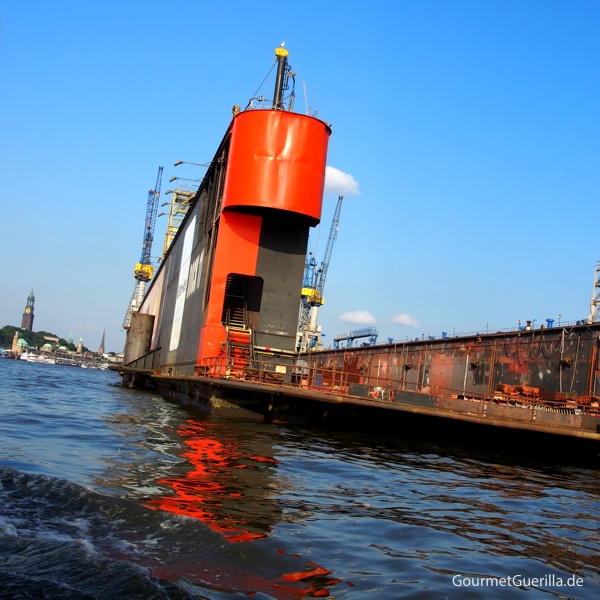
[339,310,377,325]
[392,313,419,327]
[324,166,359,196]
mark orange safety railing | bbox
[195,355,600,419]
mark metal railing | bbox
[197,355,600,417]
[384,320,591,345]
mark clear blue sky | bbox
[1,1,598,352]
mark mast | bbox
[273,45,289,109]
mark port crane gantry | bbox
[123,166,164,329]
[297,195,343,351]
[333,327,379,349]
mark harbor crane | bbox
[588,261,600,323]
[123,166,164,329]
[333,327,379,349]
[297,195,343,351]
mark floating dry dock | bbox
[121,47,600,448]
[122,322,600,444]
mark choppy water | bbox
[0,358,599,599]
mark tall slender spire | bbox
[98,330,106,355]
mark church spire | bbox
[98,330,105,355]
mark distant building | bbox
[12,332,29,355]
[11,331,20,353]
[21,289,35,331]
[98,330,105,355]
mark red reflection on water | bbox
[145,419,342,597]
[273,551,348,597]
[146,420,269,541]
[281,564,331,582]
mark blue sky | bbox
[1,1,599,352]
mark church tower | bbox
[98,330,105,355]
[21,289,35,331]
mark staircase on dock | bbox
[224,294,255,374]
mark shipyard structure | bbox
[122,47,600,451]
[124,46,329,376]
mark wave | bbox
[0,466,324,599]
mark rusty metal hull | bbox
[120,323,600,448]
[304,325,600,402]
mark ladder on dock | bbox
[224,297,255,374]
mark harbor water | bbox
[0,359,599,599]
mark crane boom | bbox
[315,195,343,299]
[134,166,163,281]
[123,166,164,329]
[297,195,344,350]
